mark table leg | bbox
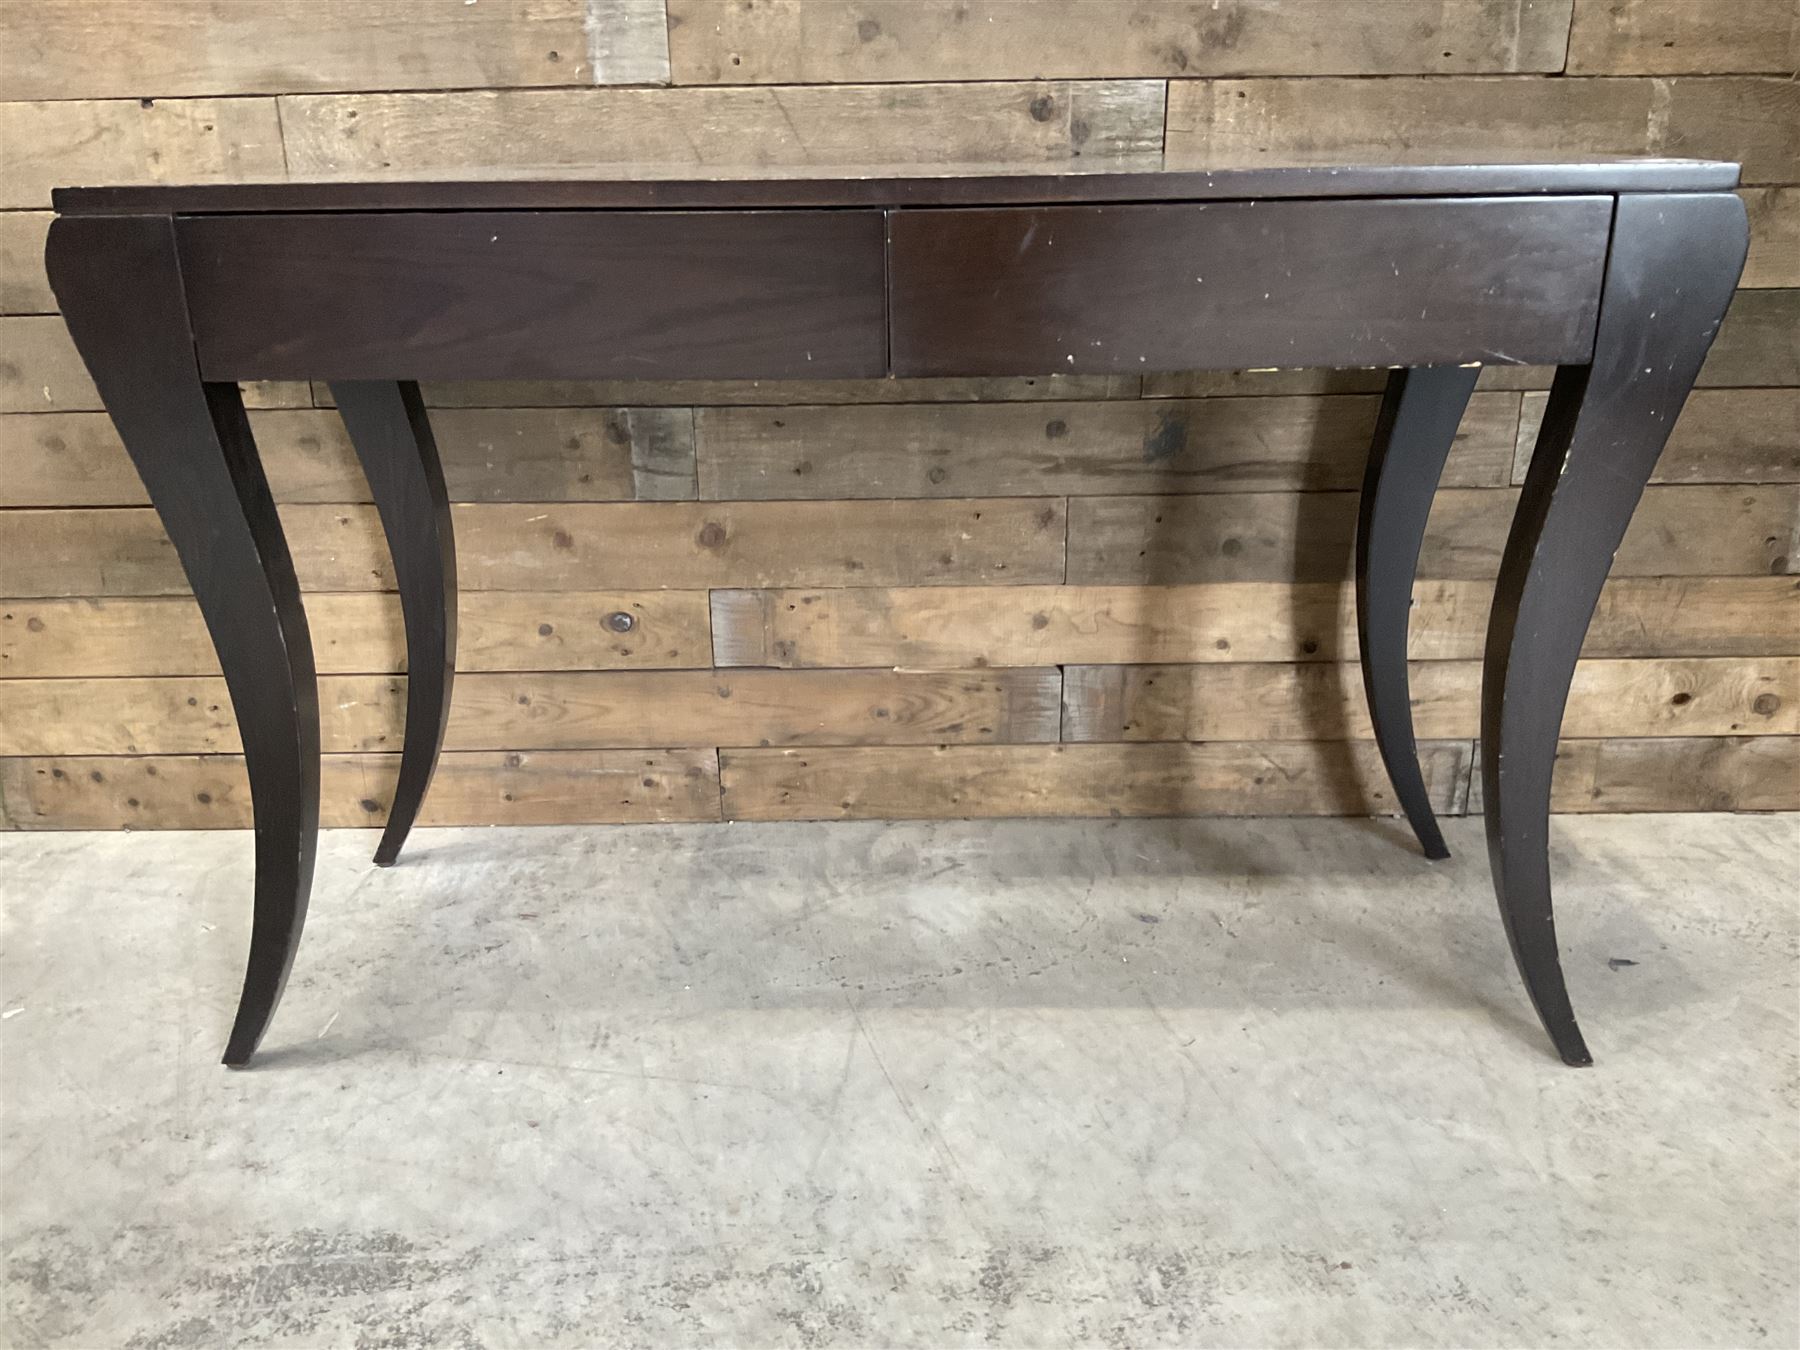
[328,382,457,867]
[1483,192,1748,1065]
[1356,365,1479,860]
[46,215,321,1068]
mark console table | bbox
[45,161,1748,1069]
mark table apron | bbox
[176,195,1612,384]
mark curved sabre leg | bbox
[1484,193,1747,1066]
[1357,365,1479,860]
[47,215,320,1067]
[328,382,456,867]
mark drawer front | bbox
[180,211,888,381]
[888,197,1611,376]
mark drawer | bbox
[179,211,888,381]
[888,197,1611,376]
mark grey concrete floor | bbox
[1,813,1795,1349]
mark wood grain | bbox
[277,83,1165,175]
[1701,290,1800,388]
[710,577,1800,670]
[0,97,284,209]
[0,667,1062,756]
[1,498,1068,596]
[0,407,698,507]
[719,740,1475,821]
[1514,389,1800,486]
[0,591,714,678]
[1536,737,1800,813]
[0,316,97,413]
[1464,735,1800,813]
[0,212,53,314]
[1065,486,1798,585]
[1061,658,1800,742]
[0,749,723,829]
[1566,0,1800,74]
[667,0,1575,81]
[0,0,651,101]
[1742,189,1800,289]
[1166,76,1800,184]
[696,393,1520,499]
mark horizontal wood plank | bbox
[0,591,713,678]
[1566,0,1800,74]
[711,577,1800,670]
[0,97,285,210]
[0,749,723,829]
[1537,736,1800,812]
[1166,76,1800,184]
[1466,736,1800,813]
[1701,290,1800,388]
[0,668,1062,755]
[1061,658,1800,742]
[0,0,654,101]
[719,740,1474,820]
[668,0,1574,81]
[277,82,1165,176]
[0,315,95,413]
[1066,485,1798,585]
[1513,388,1800,485]
[0,407,698,507]
[0,498,1068,597]
[1742,187,1800,289]
[696,393,1520,499]
[0,212,53,314]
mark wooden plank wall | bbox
[1,0,1796,830]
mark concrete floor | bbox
[1,813,1795,1348]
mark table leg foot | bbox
[328,382,457,868]
[1357,365,1478,860]
[1483,192,1747,1065]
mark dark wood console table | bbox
[46,161,1749,1068]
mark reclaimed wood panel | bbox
[711,577,1800,670]
[0,667,1061,756]
[0,212,53,314]
[1742,189,1800,289]
[1066,486,1798,586]
[667,0,1575,82]
[277,83,1165,175]
[1514,389,1800,486]
[1567,0,1800,75]
[719,740,1474,821]
[0,97,285,210]
[1701,290,1800,388]
[1,498,1068,597]
[1165,76,1800,184]
[1061,657,1800,742]
[0,407,698,507]
[0,0,659,101]
[1539,737,1800,813]
[1464,735,1800,813]
[0,591,714,678]
[0,315,96,413]
[697,393,1520,499]
[7,0,1793,828]
[0,749,724,829]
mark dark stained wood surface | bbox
[56,159,1738,215]
[179,211,889,381]
[889,197,1611,376]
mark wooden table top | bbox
[54,157,1739,214]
